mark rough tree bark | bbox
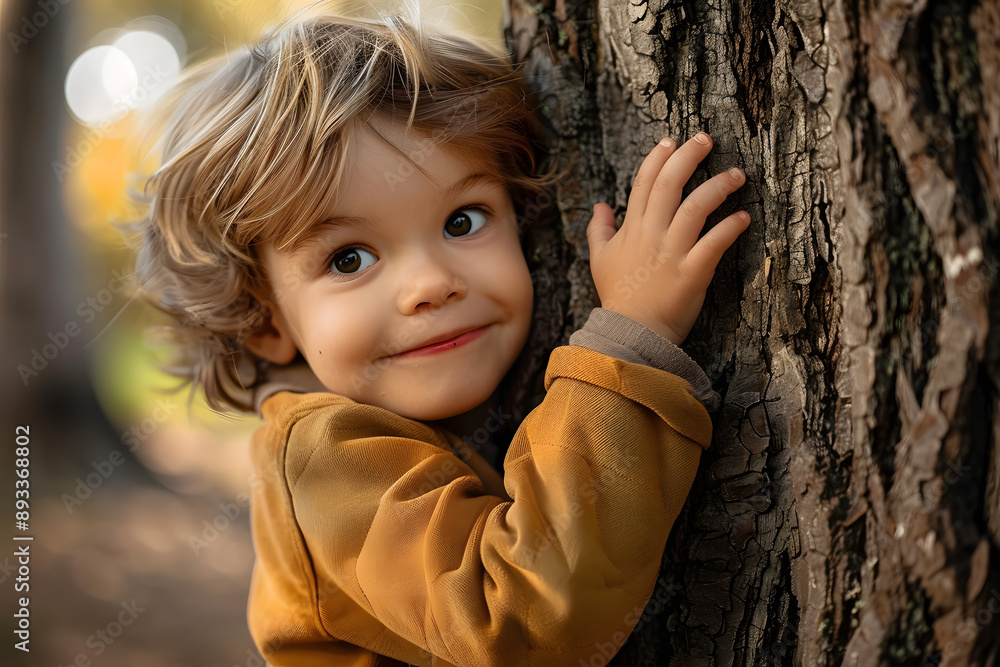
[503,0,1000,663]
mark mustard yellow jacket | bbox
[247,308,719,666]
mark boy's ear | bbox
[243,291,299,365]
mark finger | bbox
[586,202,617,259]
[626,137,677,218]
[682,211,751,283]
[645,132,713,228]
[666,167,746,251]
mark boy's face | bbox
[252,121,534,421]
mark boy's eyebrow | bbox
[444,171,506,199]
[285,172,505,258]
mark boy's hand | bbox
[586,132,750,346]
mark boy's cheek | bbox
[382,330,413,357]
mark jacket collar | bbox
[253,361,331,415]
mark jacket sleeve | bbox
[568,307,721,412]
[287,342,714,666]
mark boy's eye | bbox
[444,208,488,239]
[329,247,377,275]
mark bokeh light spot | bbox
[64,45,137,127]
[111,30,181,109]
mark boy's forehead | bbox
[356,119,489,183]
[271,123,506,259]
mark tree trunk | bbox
[504,0,1000,663]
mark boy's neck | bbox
[426,384,507,467]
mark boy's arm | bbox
[281,344,711,667]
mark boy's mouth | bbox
[385,325,491,359]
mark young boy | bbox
[129,6,748,666]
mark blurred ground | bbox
[23,484,258,666]
[3,420,264,666]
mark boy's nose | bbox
[396,252,466,314]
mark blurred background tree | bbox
[0,1,501,665]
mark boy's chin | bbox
[389,400,485,423]
[380,387,497,423]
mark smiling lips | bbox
[388,325,490,359]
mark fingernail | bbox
[739,211,750,222]
[694,132,710,144]
[659,137,672,148]
[730,168,743,179]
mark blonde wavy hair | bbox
[124,3,561,414]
